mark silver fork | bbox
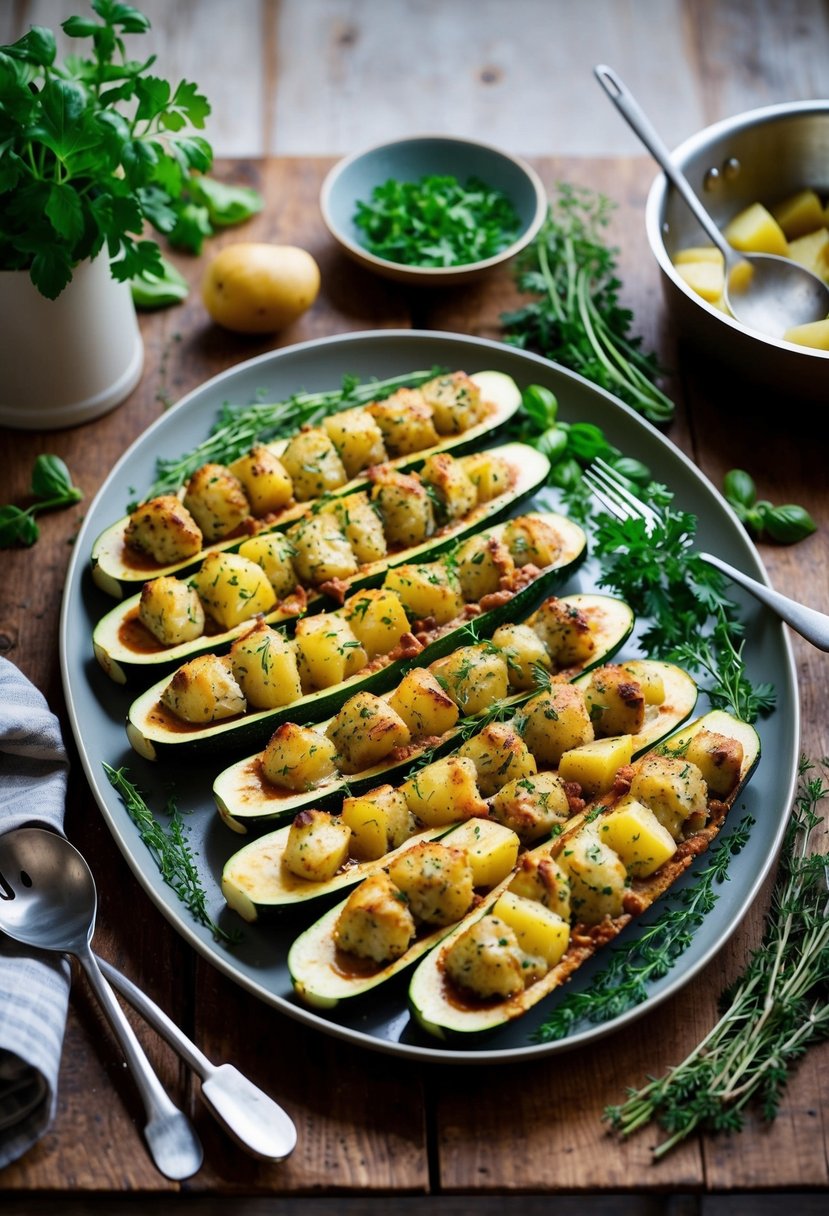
[582,457,829,652]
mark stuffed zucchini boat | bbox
[125,502,588,762]
[91,369,522,599]
[219,658,697,922]
[213,592,636,833]
[92,453,573,684]
[407,709,759,1042]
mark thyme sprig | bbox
[605,757,829,1158]
[671,607,777,723]
[103,763,240,944]
[532,816,754,1043]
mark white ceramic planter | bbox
[0,254,144,430]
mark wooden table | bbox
[1,155,828,1214]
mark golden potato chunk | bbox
[618,660,665,706]
[228,445,293,515]
[724,202,788,256]
[161,654,245,723]
[444,914,525,998]
[530,596,595,666]
[183,463,251,541]
[458,722,537,796]
[283,808,351,882]
[448,818,521,887]
[124,495,203,565]
[322,491,387,565]
[558,824,627,925]
[340,785,414,861]
[343,588,411,658]
[323,407,387,477]
[684,729,744,799]
[399,755,487,826]
[190,550,277,630]
[293,613,367,690]
[419,371,485,435]
[429,644,510,716]
[419,452,478,520]
[503,516,562,569]
[279,427,347,500]
[454,533,516,603]
[326,691,411,774]
[583,664,646,738]
[492,891,570,969]
[557,733,634,797]
[138,575,205,646]
[509,853,571,920]
[383,562,464,626]
[365,387,439,455]
[514,684,594,767]
[387,841,474,925]
[628,753,708,839]
[228,621,303,709]
[599,798,678,878]
[260,722,339,791]
[370,467,435,548]
[387,667,460,739]
[771,188,826,239]
[459,452,513,503]
[491,623,550,691]
[237,532,299,600]
[491,772,571,843]
[288,513,359,585]
[334,871,416,963]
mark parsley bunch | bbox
[0,1,220,298]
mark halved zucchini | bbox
[408,710,760,1041]
[90,370,522,599]
[213,594,636,833]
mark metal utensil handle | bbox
[700,551,829,651]
[593,64,733,264]
[76,943,203,1179]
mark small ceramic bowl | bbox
[320,134,547,286]
[645,100,829,400]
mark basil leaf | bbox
[522,384,558,430]
[192,176,264,227]
[549,457,582,490]
[723,469,756,508]
[535,426,569,464]
[566,422,611,462]
[131,255,189,308]
[763,504,817,544]
[31,454,74,500]
[0,505,38,548]
[608,456,651,486]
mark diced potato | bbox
[333,871,416,962]
[138,575,205,646]
[771,188,826,239]
[419,452,478,520]
[322,407,387,477]
[399,755,487,826]
[228,621,303,709]
[340,785,414,861]
[458,722,537,796]
[583,664,646,738]
[282,808,351,883]
[459,452,513,503]
[280,428,347,500]
[365,387,439,455]
[783,317,829,350]
[618,660,665,706]
[491,772,571,843]
[326,691,411,774]
[343,588,411,658]
[509,852,571,920]
[514,684,594,767]
[447,818,521,888]
[322,491,387,564]
[387,841,474,925]
[260,722,339,791]
[557,734,634,797]
[557,824,627,924]
[684,729,744,799]
[419,371,486,435]
[190,550,277,630]
[237,532,299,600]
[288,514,359,585]
[124,495,203,564]
[444,915,525,997]
[387,667,460,739]
[628,754,708,839]
[370,467,435,548]
[492,623,550,690]
[293,613,367,690]
[599,798,678,877]
[383,562,464,626]
[724,202,789,256]
[787,228,829,280]
[453,533,516,602]
[429,644,510,716]
[676,260,725,303]
[492,891,570,968]
[674,245,724,265]
[161,654,245,723]
[529,596,595,666]
[183,463,251,541]
[502,516,562,569]
[228,445,293,515]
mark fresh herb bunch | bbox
[104,763,239,944]
[502,184,675,424]
[606,757,829,1158]
[0,1,260,299]
[723,469,817,544]
[353,173,521,267]
[533,816,755,1042]
[0,454,82,547]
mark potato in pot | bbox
[260,722,339,791]
[124,495,203,564]
[161,654,246,723]
[229,445,293,515]
[183,463,251,541]
[190,550,277,630]
[280,427,347,501]
[228,620,303,709]
[138,575,205,646]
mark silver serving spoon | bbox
[594,64,829,338]
[0,827,203,1181]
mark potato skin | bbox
[202,243,320,334]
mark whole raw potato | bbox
[202,243,321,333]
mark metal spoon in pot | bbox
[594,64,829,339]
[0,827,203,1181]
